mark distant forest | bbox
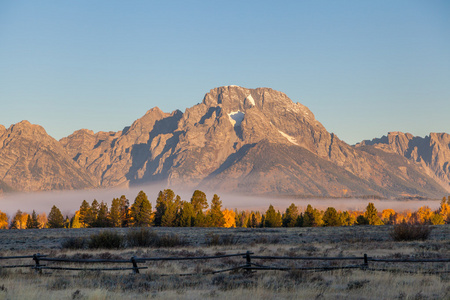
[1,190,449,230]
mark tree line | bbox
[1,191,449,230]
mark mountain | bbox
[0,121,96,192]
[358,132,450,192]
[1,86,449,198]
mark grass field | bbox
[0,225,449,299]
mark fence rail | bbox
[1,252,449,275]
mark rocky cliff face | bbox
[2,86,449,198]
[358,132,450,191]
[0,121,96,192]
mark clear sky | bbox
[1,0,449,145]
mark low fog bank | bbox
[0,186,443,217]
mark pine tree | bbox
[119,195,130,227]
[47,205,65,228]
[96,201,109,227]
[91,199,100,227]
[191,190,208,214]
[282,203,299,227]
[155,189,178,227]
[130,190,153,227]
[27,211,40,229]
[364,202,383,225]
[323,207,341,226]
[339,211,355,226]
[26,215,33,229]
[178,201,194,227]
[162,194,180,227]
[79,200,92,228]
[264,204,281,227]
[207,194,225,227]
[303,204,323,227]
[109,197,122,227]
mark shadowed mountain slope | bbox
[1,86,449,198]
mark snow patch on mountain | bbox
[278,130,299,146]
[228,111,245,127]
[246,94,255,106]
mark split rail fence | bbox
[1,252,449,276]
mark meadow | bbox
[0,225,449,300]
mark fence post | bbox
[33,253,42,274]
[363,254,368,269]
[131,256,140,274]
[244,251,252,274]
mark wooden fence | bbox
[1,252,449,275]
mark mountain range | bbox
[1,86,449,198]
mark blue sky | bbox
[1,0,449,145]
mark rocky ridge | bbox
[358,132,450,192]
[1,86,449,198]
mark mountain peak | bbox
[1,87,449,197]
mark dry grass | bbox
[0,225,449,299]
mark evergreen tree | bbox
[91,199,100,226]
[356,215,370,225]
[130,190,153,227]
[96,201,109,227]
[264,204,281,227]
[303,204,323,227]
[178,201,194,227]
[282,203,299,227]
[191,190,208,214]
[155,189,178,227]
[323,207,341,226]
[193,211,207,227]
[162,194,180,227]
[119,195,130,227]
[207,194,225,227]
[296,213,304,227]
[250,213,258,228]
[109,197,122,227]
[364,202,383,225]
[26,210,39,229]
[79,200,92,228]
[47,205,65,228]
[26,215,33,229]
[339,211,355,226]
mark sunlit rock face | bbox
[1,86,448,198]
[358,132,450,192]
[0,121,96,191]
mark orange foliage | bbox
[222,209,236,228]
[0,210,8,229]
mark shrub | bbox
[390,221,433,241]
[88,231,124,249]
[125,228,186,248]
[156,234,186,248]
[61,237,87,249]
[126,228,158,247]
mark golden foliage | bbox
[222,209,236,228]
